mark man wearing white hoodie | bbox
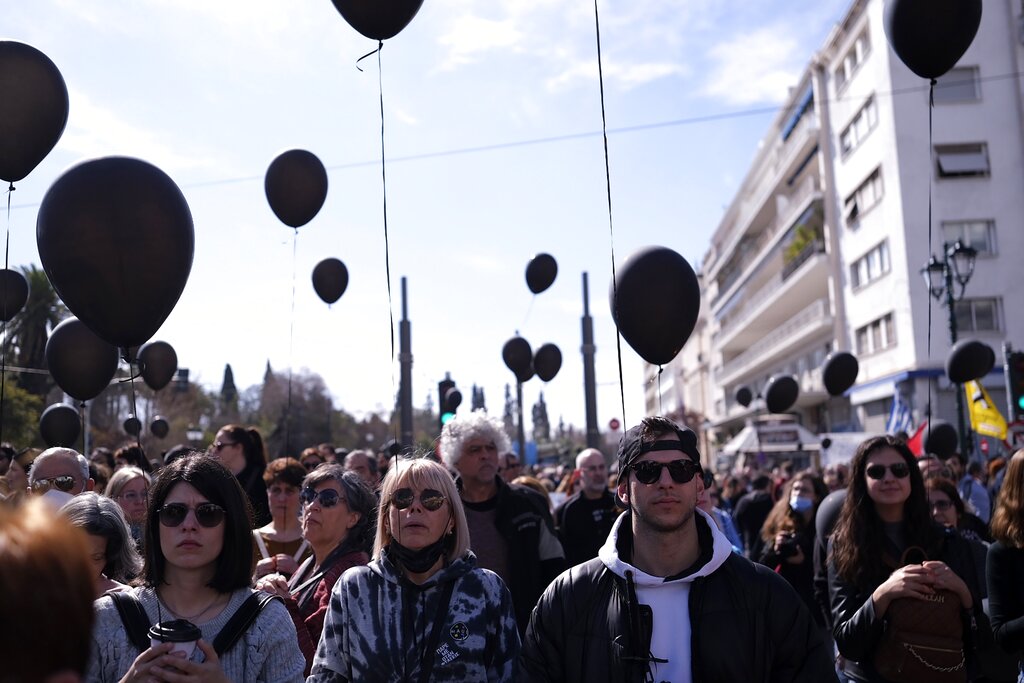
[519,416,837,683]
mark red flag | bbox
[907,420,927,457]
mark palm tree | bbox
[2,265,66,397]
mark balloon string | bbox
[1,183,11,443]
[657,367,663,415]
[518,296,536,334]
[592,0,626,427]
[376,43,399,448]
[925,79,935,447]
[79,401,86,454]
[355,45,381,72]
[126,354,143,455]
[287,228,298,457]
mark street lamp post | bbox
[921,240,978,459]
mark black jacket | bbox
[520,514,838,683]
[555,489,620,567]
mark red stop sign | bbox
[609,418,621,431]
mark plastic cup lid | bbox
[148,619,201,643]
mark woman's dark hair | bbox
[263,457,306,488]
[830,435,940,589]
[303,465,376,551]
[142,453,254,591]
[760,470,826,542]
[924,477,966,521]
[115,443,153,473]
[300,447,324,464]
[219,424,267,470]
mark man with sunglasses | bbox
[27,447,94,496]
[520,416,836,683]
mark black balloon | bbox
[45,318,119,401]
[525,253,557,294]
[502,337,534,383]
[138,341,178,391]
[150,417,169,439]
[39,403,80,448]
[815,489,846,541]
[312,258,349,305]
[0,269,28,322]
[735,386,753,408]
[0,41,69,183]
[36,157,195,349]
[265,150,328,228]
[924,420,958,458]
[822,352,860,396]
[884,0,982,80]
[946,339,995,384]
[610,246,700,366]
[533,343,562,382]
[123,416,142,436]
[329,0,424,41]
[765,375,800,414]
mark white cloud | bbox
[701,26,804,106]
[437,15,524,69]
[546,59,688,92]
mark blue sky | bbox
[6,0,851,437]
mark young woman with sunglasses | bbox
[252,457,311,581]
[828,435,984,682]
[255,465,374,675]
[308,457,520,682]
[88,453,305,682]
[209,424,272,528]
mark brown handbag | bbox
[873,547,967,683]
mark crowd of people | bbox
[1,415,1023,682]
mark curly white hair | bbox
[438,412,512,468]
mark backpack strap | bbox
[212,592,281,656]
[109,591,152,653]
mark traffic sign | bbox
[609,418,621,431]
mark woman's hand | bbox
[273,553,299,576]
[149,640,230,683]
[254,573,291,600]
[922,560,973,609]
[871,564,936,617]
[253,556,277,578]
[118,642,175,683]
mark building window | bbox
[835,31,871,91]
[933,66,981,103]
[941,219,997,256]
[954,298,1001,333]
[936,143,990,178]
[855,313,896,356]
[839,95,878,157]
[844,167,883,224]
[850,240,891,289]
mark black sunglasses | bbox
[391,488,446,512]
[31,475,77,493]
[866,463,911,480]
[157,502,226,528]
[300,487,344,508]
[630,459,703,485]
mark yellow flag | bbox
[965,380,1008,440]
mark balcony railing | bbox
[781,239,826,280]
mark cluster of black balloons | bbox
[734,351,861,414]
[502,337,562,384]
[884,0,982,80]
[123,416,170,439]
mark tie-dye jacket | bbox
[307,551,520,682]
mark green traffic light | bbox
[1018,395,1024,410]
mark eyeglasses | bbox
[117,491,149,504]
[157,502,226,528]
[630,459,703,485]
[210,440,236,452]
[391,488,446,512]
[30,475,77,494]
[300,487,344,508]
[865,463,911,480]
[930,499,953,512]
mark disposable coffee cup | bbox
[148,619,201,658]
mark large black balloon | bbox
[735,386,753,408]
[0,42,69,183]
[924,420,958,458]
[0,269,28,322]
[883,0,982,80]
[822,352,860,396]
[265,150,328,228]
[765,375,799,414]
[502,337,534,383]
[312,258,349,305]
[36,157,195,349]
[611,246,700,366]
[123,416,142,436]
[946,339,995,384]
[151,416,170,439]
[138,341,178,391]
[815,489,846,541]
[40,403,80,448]
[533,344,562,382]
[45,318,119,401]
[329,0,424,41]
[525,253,557,294]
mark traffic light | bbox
[1008,352,1024,421]
[438,377,462,429]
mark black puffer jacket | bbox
[520,513,838,683]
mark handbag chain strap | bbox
[902,643,965,673]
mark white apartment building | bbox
[647,0,1024,459]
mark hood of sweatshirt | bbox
[371,548,477,590]
[599,507,732,586]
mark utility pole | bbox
[399,277,413,449]
[581,272,600,448]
